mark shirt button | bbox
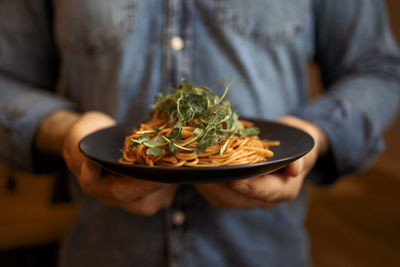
[172,210,186,226]
[170,36,184,51]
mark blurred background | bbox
[306,0,400,266]
[1,1,399,266]
[306,120,400,264]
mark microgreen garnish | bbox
[129,82,260,157]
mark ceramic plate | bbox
[79,119,314,184]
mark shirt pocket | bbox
[54,0,136,54]
[215,0,308,44]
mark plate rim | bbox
[78,119,314,182]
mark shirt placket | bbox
[165,186,194,267]
[162,1,194,267]
[162,0,192,89]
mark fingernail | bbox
[234,183,250,194]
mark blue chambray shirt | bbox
[1,0,400,266]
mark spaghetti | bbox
[119,83,279,167]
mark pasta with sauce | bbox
[119,82,279,167]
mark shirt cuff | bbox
[294,96,383,185]
[1,82,77,172]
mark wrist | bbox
[36,109,81,156]
[278,116,329,157]
[310,122,329,157]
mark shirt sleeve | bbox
[295,0,400,184]
[0,0,77,172]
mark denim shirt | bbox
[1,0,399,266]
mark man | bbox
[1,0,399,266]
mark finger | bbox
[119,185,178,216]
[232,158,304,199]
[230,173,299,202]
[284,158,304,177]
[79,160,164,202]
[78,160,115,200]
[78,160,102,185]
[195,183,268,209]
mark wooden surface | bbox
[0,165,76,250]
[306,165,400,267]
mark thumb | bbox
[79,160,102,186]
[284,158,304,177]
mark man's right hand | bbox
[38,110,177,216]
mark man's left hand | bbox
[195,116,328,209]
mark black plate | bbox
[78,119,314,184]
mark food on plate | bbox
[119,82,279,167]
